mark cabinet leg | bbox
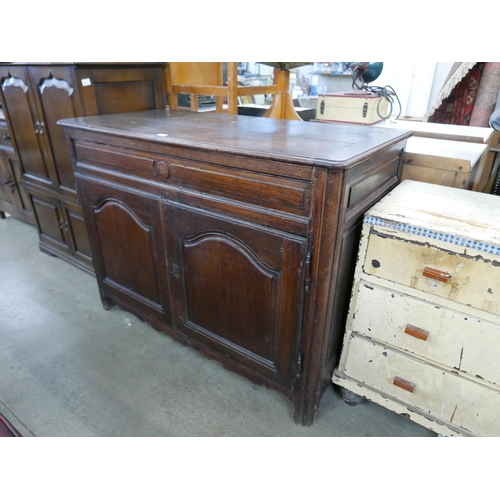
[341,387,364,406]
[291,395,320,426]
[0,211,6,219]
[101,297,115,311]
[292,407,317,426]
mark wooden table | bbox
[260,62,312,120]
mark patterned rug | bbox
[470,62,500,126]
[0,413,21,437]
[428,63,485,125]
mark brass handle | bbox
[404,324,429,341]
[423,266,451,283]
[393,376,416,393]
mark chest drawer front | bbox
[352,281,500,386]
[364,229,500,315]
[74,142,311,216]
[344,335,500,436]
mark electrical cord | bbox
[362,85,402,120]
[351,70,402,120]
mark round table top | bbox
[258,62,313,70]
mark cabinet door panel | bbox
[94,81,156,114]
[184,236,275,359]
[164,199,307,388]
[75,66,166,116]
[8,153,33,219]
[79,178,170,322]
[60,200,92,270]
[0,66,50,184]
[29,190,70,254]
[29,66,84,193]
[0,149,20,213]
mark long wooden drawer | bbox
[351,281,500,386]
[343,334,500,436]
[74,141,312,217]
[363,229,500,315]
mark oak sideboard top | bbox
[59,109,412,169]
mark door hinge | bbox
[304,250,312,292]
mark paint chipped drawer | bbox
[363,228,500,315]
[351,280,500,386]
[343,334,500,437]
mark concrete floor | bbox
[0,215,435,437]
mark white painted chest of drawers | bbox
[332,180,500,436]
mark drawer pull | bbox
[423,266,451,283]
[404,324,429,341]
[152,161,170,179]
[393,376,416,393]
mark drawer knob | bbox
[404,324,429,341]
[423,266,451,283]
[393,376,416,393]
[153,161,170,179]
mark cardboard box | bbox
[316,91,389,125]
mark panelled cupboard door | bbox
[78,178,171,323]
[0,66,52,186]
[163,199,308,389]
[29,189,71,256]
[59,198,93,271]
[28,66,85,194]
[7,151,34,223]
[0,149,21,214]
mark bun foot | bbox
[101,297,114,311]
[341,388,364,406]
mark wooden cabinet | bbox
[333,180,500,436]
[0,63,166,273]
[59,109,411,425]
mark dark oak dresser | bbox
[59,110,411,425]
[0,63,166,273]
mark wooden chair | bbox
[165,62,277,115]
